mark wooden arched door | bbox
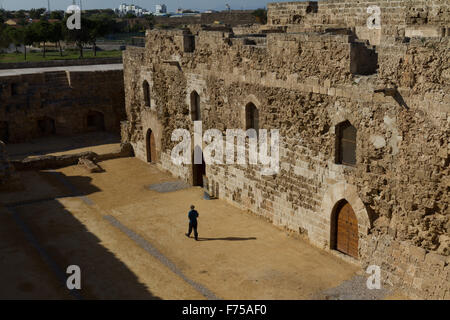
[336,202,359,258]
[146,129,156,163]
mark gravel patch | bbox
[147,181,191,193]
[315,274,392,300]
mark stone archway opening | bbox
[331,199,359,259]
[37,117,56,136]
[86,111,105,132]
[146,128,157,163]
[192,145,205,187]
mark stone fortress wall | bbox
[0,66,126,143]
[122,0,449,299]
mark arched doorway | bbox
[192,146,205,187]
[86,111,105,131]
[0,121,9,143]
[38,117,56,136]
[332,200,359,259]
[146,129,157,163]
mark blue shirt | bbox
[188,209,199,222]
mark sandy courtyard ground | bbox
[0,157,405,299]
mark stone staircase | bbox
[41,71,73,106]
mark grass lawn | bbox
[0,49,123,63]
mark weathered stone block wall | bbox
[200,11,258,25]
[123,9,449,299]
[267,0,450,44]
[153,10,258,28]
[0,68,126,143]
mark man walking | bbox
[185,205,199,241]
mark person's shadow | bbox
[196,236,257,241]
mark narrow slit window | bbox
[190,91,201,121]
[143,80,151,107]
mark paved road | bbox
[0,64,123,77]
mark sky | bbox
[0,0,287,12]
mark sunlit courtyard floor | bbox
[0,156,407,299]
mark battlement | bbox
[267,0,450,44]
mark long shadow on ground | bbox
[196,237,257,241]
[1,171,160,300]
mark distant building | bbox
[5,19,19,26]
[116,3,150,17]
[155,4,167,15]
[174,8,200,15]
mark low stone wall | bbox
[154,10,258,28]
[11,143,134,171]
[0,66,126,143]
[0,57,122,70]
[267,0,450,44]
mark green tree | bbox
[50,11,64,20]
[0,26,12,51]
[63,16,91,58]
[34,21,52,57]
[49,22,64,57]
[144,14,155,29]
[14,10,26,19]
[7,27,23,53]
[87,17,111,56]
[252,8,268,25]
[30,8,46,20]
[0,9,13,22]
[23,25,38,60]
[125,13,136,19]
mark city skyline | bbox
[0,0,283,11]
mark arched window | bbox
[336,121,356,166]
[190,91,201,121]
[245,103,259,132]
[143,80,151,107]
